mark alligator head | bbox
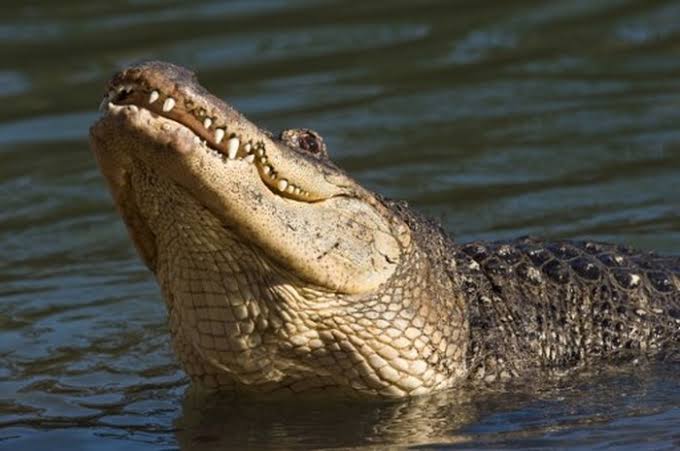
[90,62,465,398]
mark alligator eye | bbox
[279,128,328,158]
[297,132,321,154]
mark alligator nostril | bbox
[113,87,133,103]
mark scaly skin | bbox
[90,61,680,398]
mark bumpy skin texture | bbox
[126,176,467,397]
[388,201,680,384]
[90,62,680,399]
[455,237,680,381]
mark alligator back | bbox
[454,237,680,381]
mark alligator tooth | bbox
[245,154,255,163]
[162,97,175,112]
[244,143,252,153]
[215,128,226,144]
[262,165,272,175]
[257,147,265,157]
[277,179,288,191]
[227,137,239,159]
[193,136,201,145]
[286,185,295,194]
[294,187,301,195]
[149,90,160,104]
[203,117,212,129]
[129,104,139,112]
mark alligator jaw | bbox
[97,62,343,202]
[90,61,408,294]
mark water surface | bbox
[1,0,679,449]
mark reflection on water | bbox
[174,364,680,449]
[1,0,679,449]
[175,387,476,449]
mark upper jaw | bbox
[96,60,355,203]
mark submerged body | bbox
[90,62,680,398]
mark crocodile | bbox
[90,61,680,398]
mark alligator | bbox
[90,61,680,398]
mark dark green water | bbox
[1,1,679,449]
